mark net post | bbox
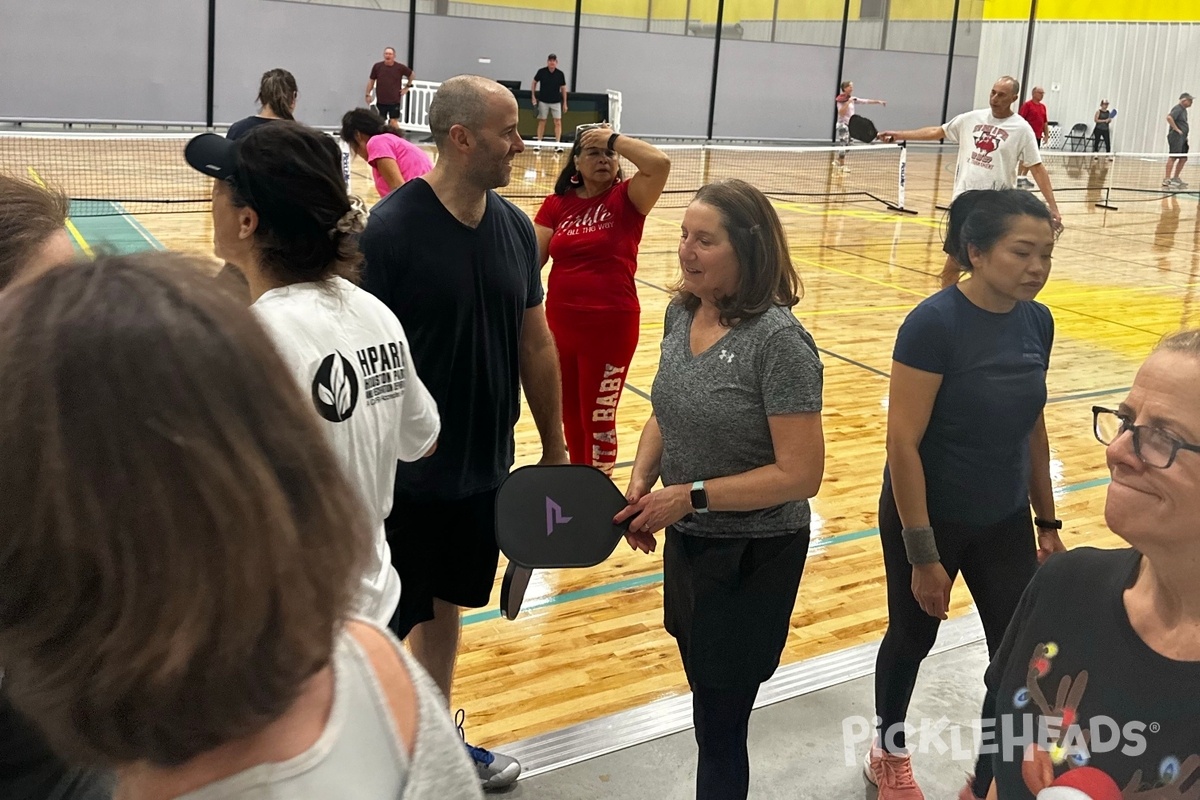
[1094,149,1118,210]
[884,143,918,215]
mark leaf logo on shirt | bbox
[312,351,359,423]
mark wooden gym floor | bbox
[25,143,1200,749]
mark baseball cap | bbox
[1182,92,1194,101]
[184,133,239,180]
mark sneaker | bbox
[864,739,925,799]
[1164,179,1175,187]
[1176,179,1189,189]
[456,710,521,791]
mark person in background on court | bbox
[359,75,568,791]
[1093,98,1114,154]
[835,79,886,169]
[184,121,440,635]
[340,108,434,198]
[365,47,414,131]
[1163,91,1192,189]
[975,331,1200,800]
[1016,86,1048,188]
[219,68,301,300]
[865,190,1065,800]
[531,54,568,148]
[879,76,1063,289]
[0,254,483,800]
[533,124,670,475]
[0,175,114,800]
[226,68,298,141]
[616,179,824,800]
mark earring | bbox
[569,172,581,185]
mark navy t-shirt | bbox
[885,286,1053,527]
[226,115,277,141]
[987,548,1200,799]
[360,179,543,501]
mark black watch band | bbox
[606,132,620,152]
[1034,517,1062,530]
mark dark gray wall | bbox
[577,28,715,136]
[0,0,207,122]
[213,0,410,127]
[0,0,977,138]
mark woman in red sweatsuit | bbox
[534,126,671,475]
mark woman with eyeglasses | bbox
[976,332,1200,799]
[867,189,1067,800]
[533,125,670,475]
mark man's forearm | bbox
[888,126,947,141]
[1029,164,1060,215]
[520,340,567,456]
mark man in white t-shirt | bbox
[879,76,1063,288]
[254,278,441,628]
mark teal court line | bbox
[69,201,165,254]
[464,473,1115,626]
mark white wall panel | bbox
[976,21,1200,154]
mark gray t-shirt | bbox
[1170,104,1189,138]
[652,301,823,538]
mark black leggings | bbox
[1093,127,1111,152]
[693,683,759,800]
[873,486,1038,753]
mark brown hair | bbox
[673,179,802,327]
[231,121,362,285]
[257,68,298,120]
[0,253,371,767]
[0,175,69,287]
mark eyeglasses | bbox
[1092,406,1200,469]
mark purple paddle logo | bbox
[546,497,572,536]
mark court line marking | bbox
[26,167,94,257]
[464,473,1115,626]
[112,201,167,250]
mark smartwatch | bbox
[1034,517,1062,530]
[690,480,709,514]
[606,132,621,152]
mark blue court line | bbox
[465,474,1114,625]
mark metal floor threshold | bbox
[501,611,986,781]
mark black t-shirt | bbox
[360,179,543,501]
[0,692,114,799]
[987,547,1200,799]
[226,115,277,141]
[534,67,567,104]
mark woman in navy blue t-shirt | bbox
[866,190,1067,800]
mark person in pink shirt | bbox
[340,108,434,198]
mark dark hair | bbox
[552,133,624,195]
[229,121,361,285]
[674,179,802,326]
[339,107,390,146]
[257,68,297,120]
[0,175,69,287]
[0,253,371,767]
[952,189,1054,272]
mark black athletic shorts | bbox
[385,488,500,639]
[942,188,990,258]
[376,102,402,121]
[1168,132,1189,156]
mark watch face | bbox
[690,488,706,510]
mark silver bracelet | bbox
[901,526,940,565]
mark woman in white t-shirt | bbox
[185,122,440,633]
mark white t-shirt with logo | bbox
[253,277,440,626]
[943,109,1042,198]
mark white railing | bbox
[377,81,623,135]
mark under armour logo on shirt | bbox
[719,349,736,363]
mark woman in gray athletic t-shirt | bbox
[615,179,825,800]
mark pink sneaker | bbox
[864,740,926,800]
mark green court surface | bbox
[67,201,164,256]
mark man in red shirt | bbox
[365,47,414,131]
[1017,86,1049,188]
